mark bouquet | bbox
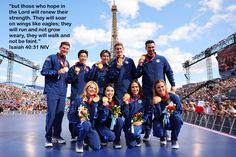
[131,112,143,135]
[162,101,176,129]
[78,106,89,121]
[110,105,121,130]
[133,112,143,123]
[153,96,161,104]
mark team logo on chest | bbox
[138,100,142,103]
[156,59,160,63]
[125,60,129,64]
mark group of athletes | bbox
[41,40,183,153]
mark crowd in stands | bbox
[1,77,236,117]
[0,83,47,113]
[176,77,236,117]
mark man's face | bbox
[59,44,70,56]
[145,43,155,56]
[79,53,88,64]
[115,45,124,58]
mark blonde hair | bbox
[82,81,99,99]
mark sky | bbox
[0,0,236,89]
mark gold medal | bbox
[153,96,161,104]
[64,67,69,72]
[97,63,103,69]
[93,95,100,102]
[75,67,80,73]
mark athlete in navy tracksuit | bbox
[88,50,111,96]
[66,50,90,140]
[122,80,152,148]
[67,81,101,153]
[152,80,183,149]
[108,42,136,103]
[136,40,176,141]
[41,41,70,147]
[95,83,124,149]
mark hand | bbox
[138,55,145,65]
[58,68,66,74]
[80,118,86,122]
[170,86,176,93]
[133,120,143,126]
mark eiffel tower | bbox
[110,0,118,59]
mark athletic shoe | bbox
[75,143,83,153]
[52,137,66,144]
[143,134,150,142]
[45,139,53,147]
[113,141,122,149]
[160,137,167,145]
[171,141,180,149]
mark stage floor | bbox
[0,114,236,157]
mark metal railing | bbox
[183,111,236,136]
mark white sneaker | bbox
[76,143,84,153]
[171,141,180,149]
[143,134,150,142]
[45,141,53,147]
[160,138,167,145]
[52,137,66,144]
[166,137,171,142]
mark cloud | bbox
[119,22,162,49]
[68,25,110,45]
[226,5,236,12]
[140,0,174,11]
[107,0,139,19]
[156,12,236,45]
[199,0,223,13]
[156,23,198,45]
[158,47,193,73]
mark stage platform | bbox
[0,114,236,157]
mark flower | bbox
[133,112,143,123]
[165,101,176,114]
[111,105,121,118]
[153,96,161,104]
[78,106,89,120]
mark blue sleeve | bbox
[122,103,130,119]
[164,58,175,86]
[88,64,97,81]
[130,59,137,79]
[136,65,143,78]
[172,94,183,115]
[84,66,91,82]
[67,97,81,123]
[40,55,58,77]
[97,104,109,122]
[66,66,78,83]
[153,103,162,119]
[108,62,120,83]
